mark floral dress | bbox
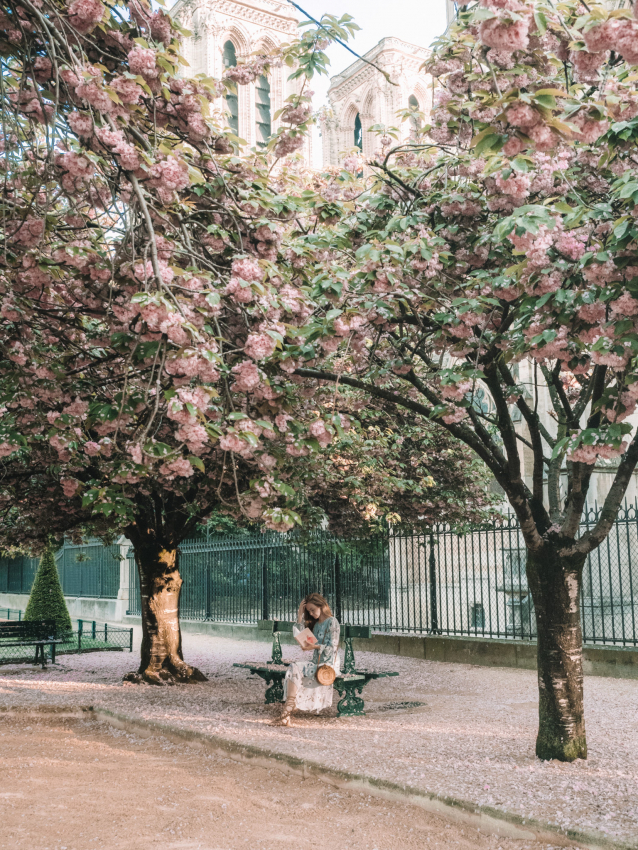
[284,617,340,713]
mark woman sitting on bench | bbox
[278,593,340,726]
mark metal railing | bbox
[2,502,638,647]
[0,539,121,599]
[126,504,638,647]
[0,615,133,664]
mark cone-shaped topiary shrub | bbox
[23,546,72,635]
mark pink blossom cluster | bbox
[61,478,80,498]
[479,14,530,53]
[308,420,332,448]
[175,423,208,453]
[494,171,530,199]
[54,151,95,192]
[67,111,93,138]
[231,360,261,392]
[244,332,276,361]
[440,380,472,402]
[67,0,104,34]
[111,76,144,105]
[582,18,638,66]
[274,132,305,158]
[568,439,627,465]
[555,232,586,261]
[128,47,160,81]
[281,104,312,125]
[440,198,482,218]
[6,216,44,248]
[164,353,219,384]
[159,456,194,479]
[96,128,141,171]
[232,258,263,282]
[332,314,365,338]
[9,88,53,124]
[219,432,254,458]
[224,56,268,86]
[148,157,190,205]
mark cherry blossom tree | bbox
[280,0,638,760]
[0,0,353,683]
[287,388,499,536]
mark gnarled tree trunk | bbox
[125,536,206,685]
[526,547,587,762]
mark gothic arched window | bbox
[408,94,420,134]
[354,113,363,151]
[223,40,239,136]
[255,74,271,145]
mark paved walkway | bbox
[0,713,570,850]
[0,632,636,845]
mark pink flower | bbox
[0,443,18,458]
[159,456,194,479]
[479,16,529,52]
[67,0,104,34]
[84,441,101,456]
[244,332,276,361]
[6,216,44,248]
[506,103,540,129]
[610,292,638,317]
[231,360,261,393]
[61,478,81,498]
[67,111,93,138]
[231,258,263,282]
[128,46,159,81]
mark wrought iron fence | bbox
[0,623,133,665]
[2,503,638,646]
[0,539,122,598]
[126,504,638,646]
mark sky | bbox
[294,0,449,164]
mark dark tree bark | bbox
[526,546,587,762]
[124,532,206,685]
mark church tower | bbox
[320,37,433,168]
[171,0,312,160]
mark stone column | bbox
[114,536,132,621]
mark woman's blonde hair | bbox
[302,593,332,629]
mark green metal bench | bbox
[0,620,62,669]
[234,621,399,717]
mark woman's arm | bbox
[318,618,340,665]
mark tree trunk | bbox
[526,547,587,762]
[124,539,206,685]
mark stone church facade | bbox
[170,0,312,159]
[320,37,433,167]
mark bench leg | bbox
[51,642,56,664]
[335,680,365,717]
[34,644,47,670]
[253,670,285,704]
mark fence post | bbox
[105,623,108,643]
[77,619,82,653]
[92,621,96,640]
[205,569,212,620]
[429,534,440,634]
[261,553,269,621]
[334,554,342,623]
[129,627,133,652]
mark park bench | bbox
[234,621,399,717]
[0,620,61,669]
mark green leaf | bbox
[189,456,205,472]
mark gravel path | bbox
[0,714,572,850]
[0,631,636,844]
